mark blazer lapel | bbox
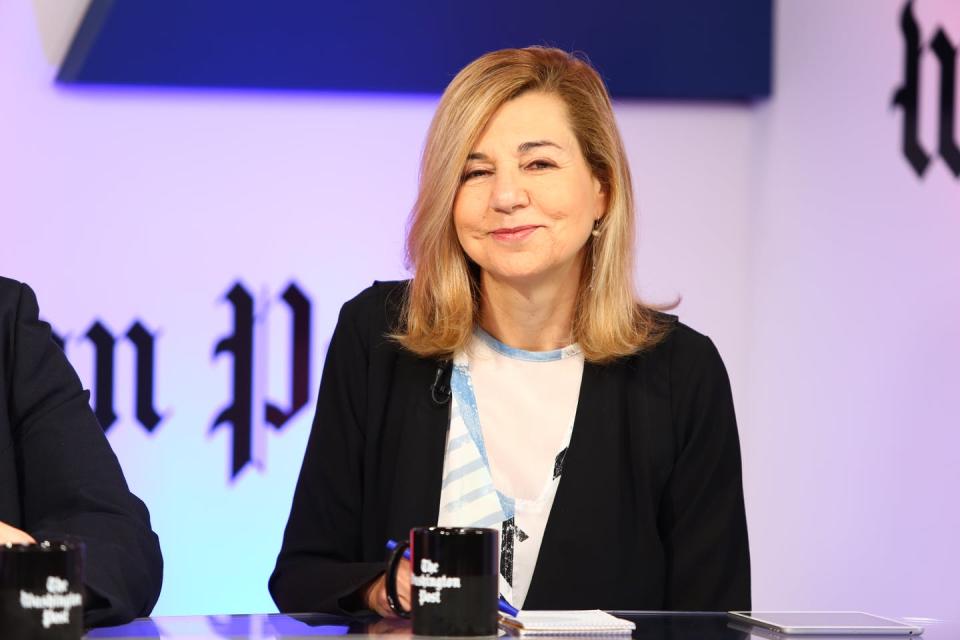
[386,356,451,537]
[523,360,619,608]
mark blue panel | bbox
[58,0,772,100]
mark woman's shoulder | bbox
[635,312,727,379]
[336,279,409,338]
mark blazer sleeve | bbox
[269,291,384,614]
[660,327,751,611]
[6,282,163,627]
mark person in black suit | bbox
[0,276,163,627]
[271,47,749,616]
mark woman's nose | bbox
[490,170,530,214]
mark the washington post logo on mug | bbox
[409,527,500,637]
[0,541,84,640]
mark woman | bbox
[269,47,749,616]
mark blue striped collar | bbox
[474,327,582,362]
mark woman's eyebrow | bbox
[517,140,562,153]
[466,140,563,161]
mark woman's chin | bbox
[482,267,562,289]
[479,255,583,289]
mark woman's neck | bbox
[478,266,581,352]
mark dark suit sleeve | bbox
[660,328,751,610]
[7,282,163,627]
[269,292,384,614]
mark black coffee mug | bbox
[0,541,84,640]
[391,526,499,637]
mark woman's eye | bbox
[462,168,491,181]
[527,160,556,170]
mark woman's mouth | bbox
[490,225,540,242]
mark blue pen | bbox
[386,538,411,560]
[497,597,520,617]
[386,539,520,617]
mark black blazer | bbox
[0,277,163,627]
[270,281,749,613]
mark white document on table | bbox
[499,610,636,636]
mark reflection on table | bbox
[85,611,952,640]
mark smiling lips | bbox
[490,225,540,242]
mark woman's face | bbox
[453,91,606,289]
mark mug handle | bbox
[385,540,411,619]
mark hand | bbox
[0,521,36,545]
[363,559,412,618]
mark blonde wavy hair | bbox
[395,47,672,363]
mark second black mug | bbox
[0,540,84,640]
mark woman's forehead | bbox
[471,92,577,154]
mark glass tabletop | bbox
[85,612,955,640]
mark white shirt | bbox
[437,329,584,608]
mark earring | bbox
[587,242,599,291]
[591,219,601,237]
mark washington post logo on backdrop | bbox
[50,281,312,481]
[212,282,311,478]
[892,0,960,178]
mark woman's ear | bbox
[593,177,608,220]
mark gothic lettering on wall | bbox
[50,280,313,481]
[892,0,960,178]
[212,284,255,479]
[127,321,163,432]
[50,321,162,432]
[265,284,311,431]
[63,320,164,433]
[212,281,312,480]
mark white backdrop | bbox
[0,0,957,622]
